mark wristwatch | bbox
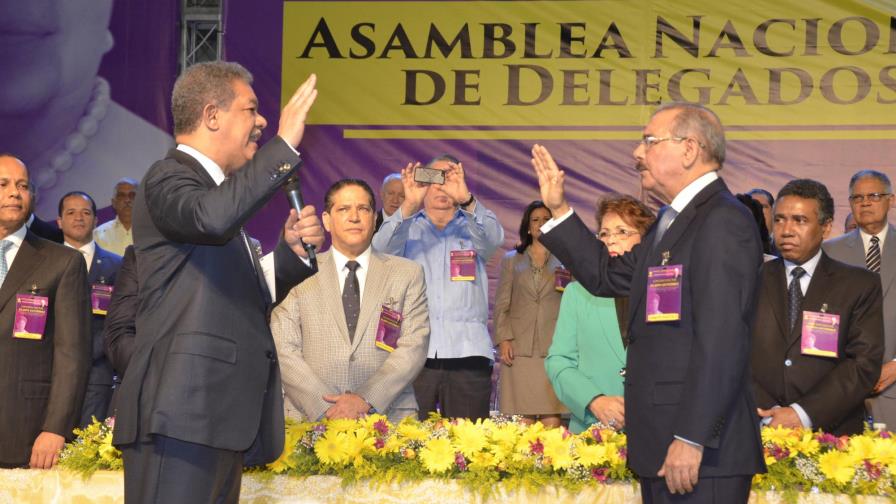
[460,193,475,208]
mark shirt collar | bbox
[4,224,27,247]
[859,226,888,250]
[668,171,719,213]
[177,144,226,186]
[331,244,372,272]
[64,240,96,257]
[783,248,823,278]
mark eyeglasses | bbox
[848,192,891,203]
[639,136,705,150]
[598,229,641,240]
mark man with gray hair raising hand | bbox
[530,102,765,502]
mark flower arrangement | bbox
[59,416,895,501]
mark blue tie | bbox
[0,240,13,287]
[653,206,679,248]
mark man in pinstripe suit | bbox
[271,179,430,422]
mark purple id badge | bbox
[91,284,114,316]
[646,264,683,322]
[14,293,49,340]
[554,267,572,292]
[450,250,477,281]
[801,310,840,358]
[375,305,403,352]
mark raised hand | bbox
[442,162,472,205]
[531,144,569,216]
[399,162,427,217]
[278,74,318,148]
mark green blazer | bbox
[545,282,626,433]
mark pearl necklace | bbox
[33,77,111,191]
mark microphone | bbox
[283,174,317,267]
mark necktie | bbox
[343,260,361,342]
[788,266,806,331]
[0,240,12,287]
[652,205,679,248]
[866,236,881,274]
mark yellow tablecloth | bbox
[0,469,889,503]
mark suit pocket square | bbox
[170,332,238,364]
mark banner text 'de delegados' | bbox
[282,0,896,134]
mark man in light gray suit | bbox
[824,169,896,429]
[272,179,430,423]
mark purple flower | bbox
[373,419,389,436]
[618,447,627,461]
[880,430,892,439]
[591,428,603,443]
[815,432,844,449]
[374,438,385,450]
[767,445,790,461]
[530,440,544,455]
[314,424,327,433]
[864,460,882,480]
[455,452,467,471]
[591,467,608,482]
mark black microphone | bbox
[283,174,317,267]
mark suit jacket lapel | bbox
[880,225,896,299]
[842,230,866,266]
[354,252,387,352]
[0,233,47,311]
[763,259,790,343]
[318,252,351,346]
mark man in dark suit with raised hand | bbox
[752,179,883,436]
[112,62,324,503]
[530,102,765,503]
[0,155,91,469]
[55,190,123,426]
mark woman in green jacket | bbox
[545,194,654,433]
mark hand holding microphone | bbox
[283,174,322,267]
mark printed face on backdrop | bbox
[773,195,832,265]
[0,0,114,114]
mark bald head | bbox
[0,155,33,237]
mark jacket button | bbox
[784,359,792,367]
[277,162,292,174]
[266,350,274,359]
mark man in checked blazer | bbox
[272,179,429,423]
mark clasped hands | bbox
[398,161,473,217]
[322,392,372,420]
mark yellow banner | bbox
[282,0,896,131]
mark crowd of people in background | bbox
[0,60,893,504]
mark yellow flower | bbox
[325,418,360,434]
[761,425,800,448]
[792,431,820,457]
[420,437,455,474]
[541,429,574,470]
[267,421,305,473]
[344,428,375,467]
[468,450,498,470]
[576,441,609,468]
[817,450,858,484]
[451,419,488,457]
[397,419,430,443]
[314,431,350,466]
[847,435,877,461]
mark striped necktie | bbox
[866,236,881,274]
[0,240,13,287]
[788,266,806,331]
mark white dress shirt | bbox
[64,240,96,273]
[859,227,887,254]
[1,225,28,274]
[93,217,133,256]
[331,245,372,304]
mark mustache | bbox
[634,162,648,172]
[249,128,263,142]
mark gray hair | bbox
[849,169,892,193]
[171,61,254,136]
[381,172,402,187]
[653,102,726,168]
[425,153,460,168]
[114,177,139,192]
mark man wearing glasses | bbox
[530,102,765,503]
[824,170,896,431]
